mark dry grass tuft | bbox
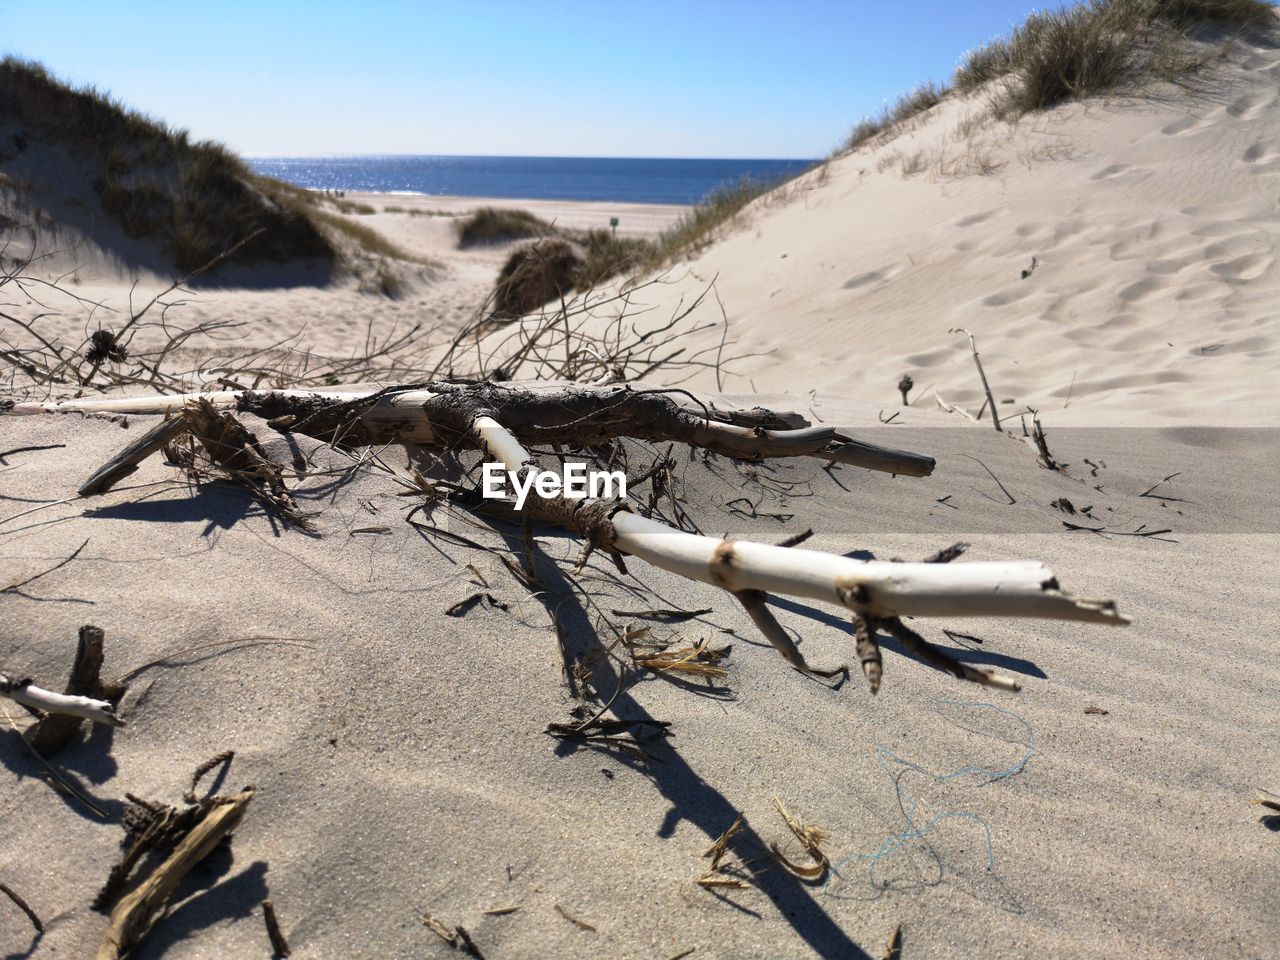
[844,81,950,152]
[768,798,830,882]
[645,175,783,267]
[899,149,928,177]
[491,238,587,320]
[456,207,555,247]
[953,0,1275,114]
[0,58,426,282]
[631,638,731,679]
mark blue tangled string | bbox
[824,700,1034,895]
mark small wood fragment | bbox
[1084,706,1109,716]
[950,327,1002,432]
[853,613,883,695]
[1,672,122,729]
[734,588,846,679]
[24,625,126,755]
[1252,788,1280,813]
[263,899,291,957]
[79,414,190,496]
[456,926,487,959]
[696,875,749,889]
[422,913,456,945]
[95,787,255,960]
[882,923,903,960]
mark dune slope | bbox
[589,31,1280,426]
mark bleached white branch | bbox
[0,672,124,726]
[470,415,1125,626]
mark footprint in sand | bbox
[1147,254,1200,275]
[842,266,897,289]
[981,285,1033,307]
[1242,141,1280,165]
[1204,236,1265,260]
[1014,219,1083,250]
[1062,326,1099,345]
[1226,93,1274,120]
[1209,253,1272,282]
[1192,220,1254,238]
[1118,277,1165,302]
[1161,115,1205,136]
[955,211,996,228]
[1090,163,1130,180]
[1176,282,1227,302]
[1109,238,1148,262]
[903,346,952,368]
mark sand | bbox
[2,31,1278,960]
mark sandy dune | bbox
[2,29,1278,960]
[572,34,1280,427]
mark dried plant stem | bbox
[263,899,291,957]
[949,328,1002,431]
[0,880,43,933]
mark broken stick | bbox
[0,672,122,728]
[96,787,255,960]
[949,328,1002,432]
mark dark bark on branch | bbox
[234,382,934,475]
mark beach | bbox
[2,11,1278,959]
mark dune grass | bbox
[845,0,1273,156]
[253,177,422,262]
[456,207,556,247]
[845,81,951,151]
[644,175,783,267]
[954,0,1275,113]
[0,58,423,281]
[468,174,788,314]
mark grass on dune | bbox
[462,172,790,318]
[0,57,420,281]
[644,175,782,267]
[455,207,557,247]
[953,0,1275,113]
[844,0,1274,153]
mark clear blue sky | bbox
[3,1,1053,158]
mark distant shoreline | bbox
[352,190,690,237]
[248,154,813,206]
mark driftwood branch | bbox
[15,382,936,478]
[454,406,1123,689]
[17,380,1127,693]
[25,625,127,754]
[96,787,255,960]
[79,416,188,496]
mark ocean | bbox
[246,155,815,206]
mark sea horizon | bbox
[247,154,817,206]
